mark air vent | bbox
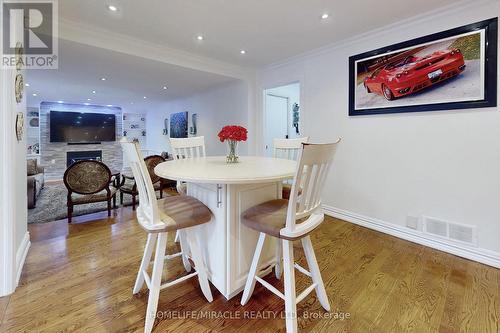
[423,216,476,246]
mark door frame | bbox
[261,81,301,155]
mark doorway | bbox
[263,82,301,156]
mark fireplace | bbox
[67,150,103,167]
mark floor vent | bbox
[423,216,476,246]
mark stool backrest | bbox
[282,139,341,238]
[273,137,309,160]
[121,139,164,231]
[170,136,206,159]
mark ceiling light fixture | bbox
[196,35,204,41]
[163,86,167,90]
[25,83,30,87]
[107,104,113,107]
[84,103,90,105]
[240,50,246,55]
[87,98,92,101]
[107,5,118,12]
[100,77,106,81]
[57,100,63,103]
[321,13,329,19]
[92,90,96,94]
[143,96,147,99]
[32,93,37,97]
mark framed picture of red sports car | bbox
[349,18,497,116]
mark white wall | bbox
[0,5,30,296]
[257,0,500,262]
[147,80,249,156]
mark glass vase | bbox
[226,139,239,163]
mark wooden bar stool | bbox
[241,139,341,333]
[169,136,206,249]
[121,139,213,333]
[273,137,309,200]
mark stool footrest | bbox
[160,272,198,290]
[255,276,285,300]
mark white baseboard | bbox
[323,205,500,269]
[15,232,31,285]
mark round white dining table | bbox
[155,155,296,184]
[155,156,296,299]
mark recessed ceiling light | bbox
[107,104,113,107]
[100,77,106,81]
[163,86,167,90]
[32,93,37,96]
[321,13,329,19]
[25,83,30,87]
[92,90,96,94]
[107,5,118,12]
[87,98,92,101]
[143,96,147,99]
[240,50,246,55]
[196,35,204,41]
[57,100,63,103]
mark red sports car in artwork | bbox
[363,49,466,100]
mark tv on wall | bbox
[50,111,116,143]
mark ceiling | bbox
[26,39,237,112]
[60,0,458,67]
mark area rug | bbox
[28,183,177,224]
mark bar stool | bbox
[273,137,309,200]
[241,139,341,333]
[121,139,213,333]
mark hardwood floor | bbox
[0,207,498,332]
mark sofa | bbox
[27,159,45,209]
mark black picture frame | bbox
[348,18,497,116]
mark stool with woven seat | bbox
[241,139,341,333]
[121,139,213,333]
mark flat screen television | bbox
[50,111,116,143]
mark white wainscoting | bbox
[323,205,500,268]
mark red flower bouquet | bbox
[218,125,247,163]
[217,125,248,142]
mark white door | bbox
[264,94,288,156]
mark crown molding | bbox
[264,0,496,71]
[58,18,256,81]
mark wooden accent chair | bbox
[169,136,206,245]
[273,137,309,200]
[169,136,206,195]
[241,139,341,333]
[64,160,118,223]
[120,139,213,333]
[120,155,168,210]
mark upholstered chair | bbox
[64,160,118,223]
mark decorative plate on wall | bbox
[16,112,24,141]
[15,73,24,103]
[15,42,23,71]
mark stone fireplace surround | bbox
[39,102,124,180]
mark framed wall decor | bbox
[349,18,497,116]
[170,111,188,138]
